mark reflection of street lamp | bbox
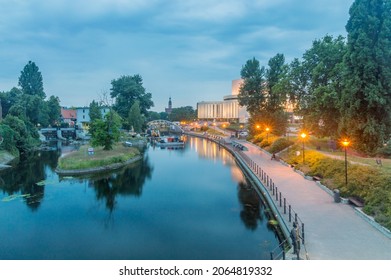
[342,139,350,186]
[266,127,270,143]
[300,132,307,163]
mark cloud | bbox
[0,0,354,112]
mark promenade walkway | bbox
[236,140,391,260]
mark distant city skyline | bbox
[0,0,354,112]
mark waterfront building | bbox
[197,79,249,123]
[75,106,110,130]
[60,108,77,127]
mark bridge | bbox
[147,120,183,136]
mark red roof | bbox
[61,108,76,119]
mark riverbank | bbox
[55,143,142,175]
[186,131,391,259]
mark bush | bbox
[252,134,264,144]
[376,140,391,157]
[283,148,391,230]
[269,138,293,154]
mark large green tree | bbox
[46,95,61,126]
[89,100,102,122]
[110,74,153,119]
[90,110,122,150]
[2,115,37,154]
[238,57,266,115]
[266,53,287,112]
[341,0,391,153]
[0,124,17,155]
[128,100,144,132]
[0,87,23,118]
[290,35,347,138]
[18,61,45,99]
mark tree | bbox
[238,57,266,115]
[18,61,45,99]
[0,87,23,117]
[90,110,122,150]
[263,53,289,135]
[89,100,102,122]
[2,115,36,154]
[294,35,347,138]
[128,100,144,132]
[168,106,196,122]
[266,53,287,111]
[146,111,161,122]
[0,124,18,156]
[341,0,391,153]
[110,74,154,119]
[22,95,49,127]
[46,95,61,126]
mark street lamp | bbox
[300,132,307,163]
[266,127,270,143]
[342,139,350,186]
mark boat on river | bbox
[155,136,185,147]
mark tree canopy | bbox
[168,106,196,122]
[238,57,266,115]
[340,0,391,153]
[90,110,122,150]
[110,74,153,119]
[18,61,45,99]
[128,100,144,132]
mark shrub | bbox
[282,148,391,230]
[269,138,293,154]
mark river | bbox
[0,137,280,260]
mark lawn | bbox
[57,143,141,171]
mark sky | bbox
[0,0,354,112]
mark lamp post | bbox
[266,127,270,143]
[342,139,350,186]
[300,132,307,163]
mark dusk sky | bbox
[0,0,353,112]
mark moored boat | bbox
[155,136,185,147]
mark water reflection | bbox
[188,138,275,234]
[189,136,235,165]
[87,155,153,212]
[0,138,281,259]
[0,150,60,211]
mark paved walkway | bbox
[236,140,391,260]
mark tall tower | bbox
[165,97,173,115]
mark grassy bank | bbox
[248,132,391,231]
[281,144,391,230]
[57,143,141,171]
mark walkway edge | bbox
[185,132,292,251]
[246,141,391,240]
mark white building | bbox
[75,106,110,130]
[197,79,249,123]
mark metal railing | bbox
[187,132,307,260]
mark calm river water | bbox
[0,137,280,260]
